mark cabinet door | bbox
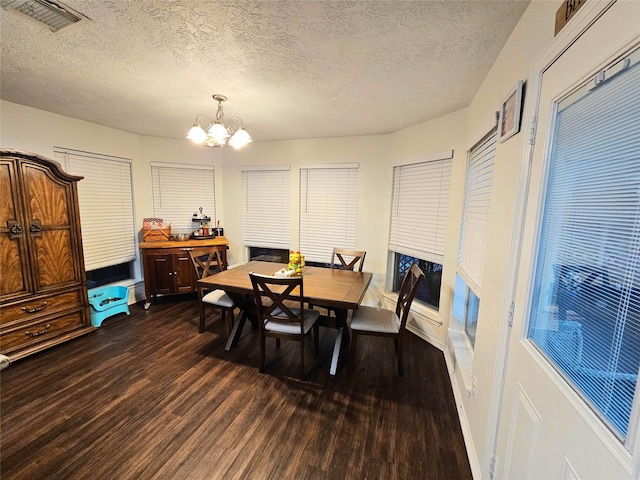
[174,253,195,293]
[21,162,83,294]
[148,253,174,295]
[0,160,32,301]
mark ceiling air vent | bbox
[1,0,89,32]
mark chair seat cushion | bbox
[350,306,400,334]
[265,308,320,335]
[202,289,235,308]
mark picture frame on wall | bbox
[498,80,523,142]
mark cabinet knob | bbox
[30,219,42,237]
[8,220,23,239]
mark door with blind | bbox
[495,3,639,479]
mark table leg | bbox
[225,310,247,351]
[330,326,343,376]
[329,308,350,376]
[224,293,255,351]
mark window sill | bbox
[447,328,474,394]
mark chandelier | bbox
[186,94,253,149]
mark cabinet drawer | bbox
[1,290,84,326]
[0,309,87,355]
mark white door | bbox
[495,2,640,479]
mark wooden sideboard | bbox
[139,237,229,309]
[1,149,94,362]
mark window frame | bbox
[299,163,359,263]
[387,150,453,312]
[452,124,498,348]
[54,147,136,274]
[242,165,291,250]
[150,162,216,231]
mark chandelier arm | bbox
[188,94,251,148]
[227,115,245,134]
[194,113,213,126]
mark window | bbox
[248,247,289,263]
[453,274,480,347]
[452,128,497,347]
[393,254,442,309]
[528,49,640,440]
[54,147,135,277]
[389,151,453,309]
[299,164,358,263]
[151,163,216,231]
[242,165,290,249]
[86,262,131,289]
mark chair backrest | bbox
[249,273,305,333]
[187,246,227,280]
[331,247,366,272]
[395,263,425,330]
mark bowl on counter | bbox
[171,233,190,241]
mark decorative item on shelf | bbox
[143,217,164,229]
[192,206,211,222]
[142,218,171,242]
[186,94,253,149]
[190,207,215,239]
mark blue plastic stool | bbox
[88,286,130,327]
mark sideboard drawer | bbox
[0,309,87,355]
[1,290,84,327]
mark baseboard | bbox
[444,346,483,479]
[406,322,444,351]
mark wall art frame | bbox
[498,80,524,142]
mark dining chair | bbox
[249,272,320,378]
[310,247,367,317]
[349,263,424,375]
[188,246,236,334]
[331,247,366,272]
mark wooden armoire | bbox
[1,149,94,362]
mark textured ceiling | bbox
[0,0,529,143]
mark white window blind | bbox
[388,151,453,264]
[54,147,135,271]
[528,49,640,442]
[457,129,497,293]
[151,163,216,230]
[299,164,358,263]
[242,165,290,249]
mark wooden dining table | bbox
[196,260,372,375]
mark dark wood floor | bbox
[1,296,472,480]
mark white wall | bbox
[0,1,597,474]
[0,101,222,290]
[448,1,567,475]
